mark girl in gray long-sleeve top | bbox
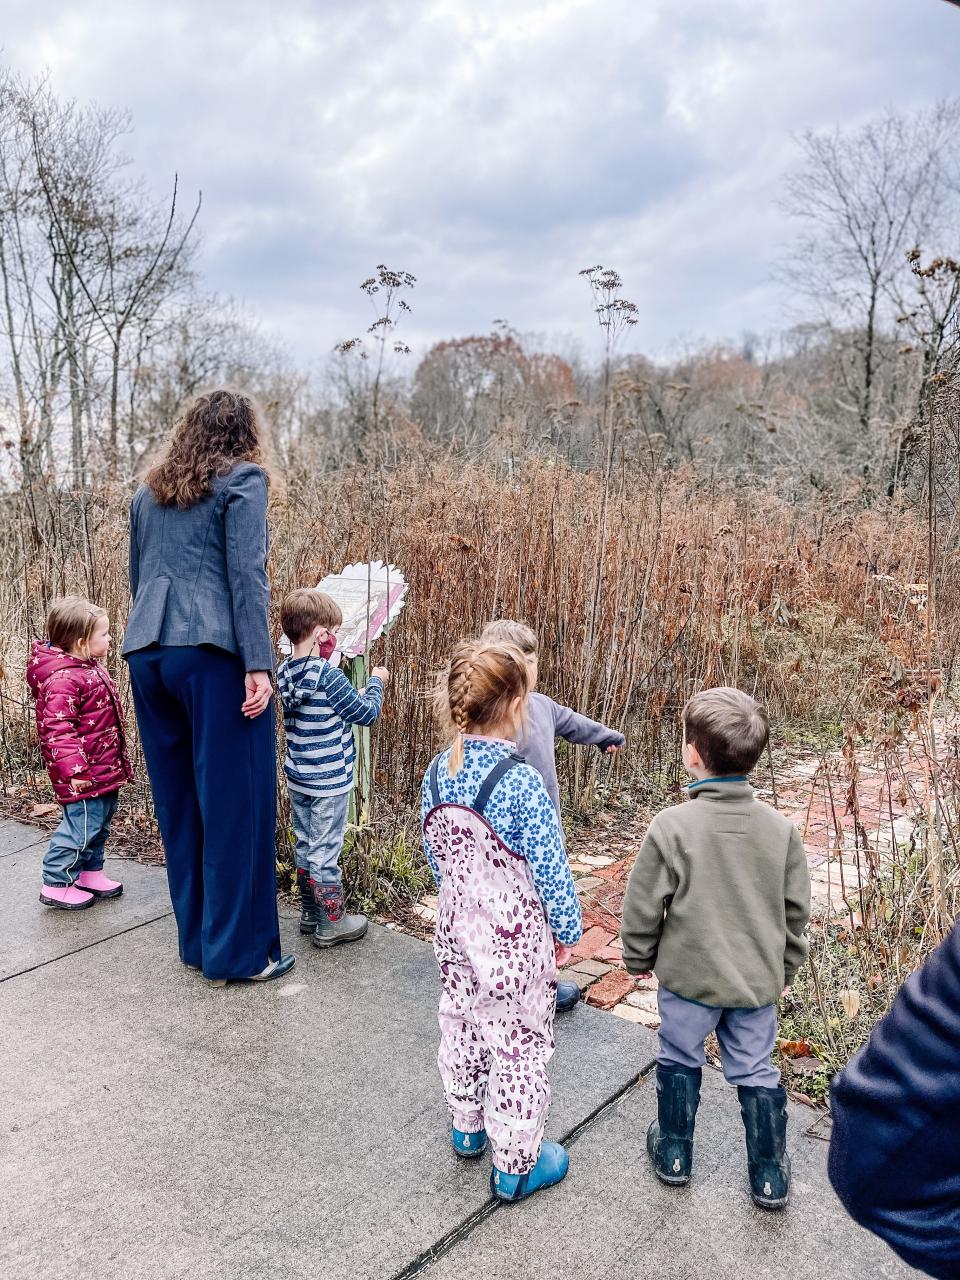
[479,620,624,817]
[479,620,624,1012]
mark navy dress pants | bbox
[127,645,281,980]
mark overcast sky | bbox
[3,0,959,368]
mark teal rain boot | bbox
[491,1142,569,1202]
[451,1127,488,1159]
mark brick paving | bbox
[558,716,958,1029]
[407,721,956,1032]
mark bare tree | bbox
[0,72,65,481]
[780,102,960,466]
[0,71,200,487]
[30,105,200,478]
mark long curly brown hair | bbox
[145,388,269,508]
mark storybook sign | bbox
[279,561,407,659]
[276,560,406,825]
[317,561,408,661]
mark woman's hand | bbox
[242,671,274,719]
[555,941,575,968]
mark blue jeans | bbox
[657,987,781,1088]
[43,792,119,886]
[288,789,350,886]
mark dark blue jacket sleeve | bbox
[828,922,960,1278]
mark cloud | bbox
[2,0,958,368]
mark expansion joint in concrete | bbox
[389,1063,655,1279]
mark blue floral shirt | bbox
[421,737,583,946]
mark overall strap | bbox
[473,753,524,817]
[428,755,442,808]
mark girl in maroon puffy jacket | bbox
[27,596,133,910]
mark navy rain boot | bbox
[738,1085,791,1210]
[491,1142,569,1202]
[646,1064,701,1186]
[297,869,319,935]
[555,979,581,1012]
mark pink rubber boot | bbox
[39,884,94,910]
[75,870,123,899]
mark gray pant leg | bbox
[715,1005,780,1087]
[289,791,350,887]
[308,792,350,886]
[288,790,313,874]
[657,987,722,1069]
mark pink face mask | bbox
[318,632,337,661]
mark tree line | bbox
[2,66,958,515]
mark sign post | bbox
[313,561,407,825]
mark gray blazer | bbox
[121,462,275,672]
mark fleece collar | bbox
[686,777,753,803]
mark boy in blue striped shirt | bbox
[278,588,389,948]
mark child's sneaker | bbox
[75,870,123,898]
[738,1085,791,1209]
[39,884,94,910]
[491,1142,569,1202]
[451,1127,487,1159]
[647,1064,701,1186]
[297,869,320,934]
[312,885,368,947]
[556,979,581,1012]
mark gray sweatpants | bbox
[657,987,780,1088]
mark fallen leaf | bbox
[778,1039,815,1058]
[839,988,861,1019]
[790,1091,817,1107]
[787,1056,823,1076]
[29,803,59,818]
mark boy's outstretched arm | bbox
[326,669,385,726]
[551,699,625,752]
[621,818,676,974]
[783,824,812,987]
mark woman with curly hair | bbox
[122,388,294,985]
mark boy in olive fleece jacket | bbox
[621,687,810,1210]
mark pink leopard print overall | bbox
[424,771,557,1177]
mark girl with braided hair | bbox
[422,641,583,1203]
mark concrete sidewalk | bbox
[0,819,917,1279]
